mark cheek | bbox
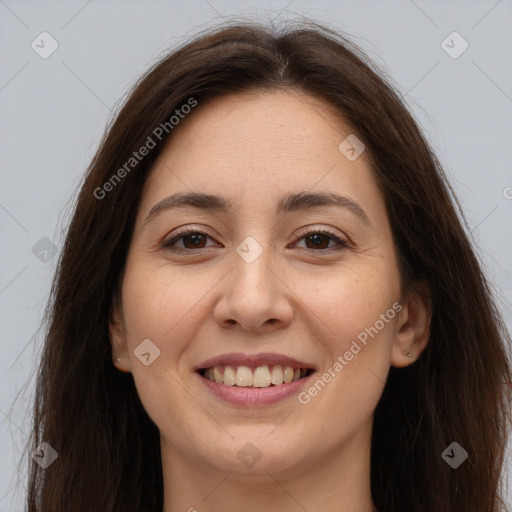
[303,263,400,354]
[119,265,207,431]
[120,263,204,363]
[298,275,399,434]
[316,272,400,403]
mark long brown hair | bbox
[26,19,512,512]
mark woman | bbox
[26,19,512,512]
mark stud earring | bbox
[403,350,414,358]
[113,355,131,373]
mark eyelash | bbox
[162,226,350,253]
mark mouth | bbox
[195,352,317,406]
[197,364,315,388]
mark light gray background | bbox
[1,1,511,510]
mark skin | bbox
[109,89,431,512]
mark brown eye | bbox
[163,228,348,254]
[163,230,217,251]
[304,233,332,249]
[293,230,349,252]
[181,233,208,249]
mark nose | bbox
[213,246,294,333]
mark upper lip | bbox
[196,352,316,371]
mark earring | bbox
[113,356,130,373]
[403,350,414,358]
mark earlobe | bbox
[108,294,131,373]
[391,282,432,368]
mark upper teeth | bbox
[202,365,308,387]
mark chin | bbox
[199,430,311,476]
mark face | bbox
[110,89,429,479]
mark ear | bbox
[391,281,432,367]
[109,292,131,373]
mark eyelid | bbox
[293,224,348,242]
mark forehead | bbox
[157,90,349,167]
[139,90,383,221]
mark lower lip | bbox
[198,372,314,406]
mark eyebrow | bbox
[144,191,371,226]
